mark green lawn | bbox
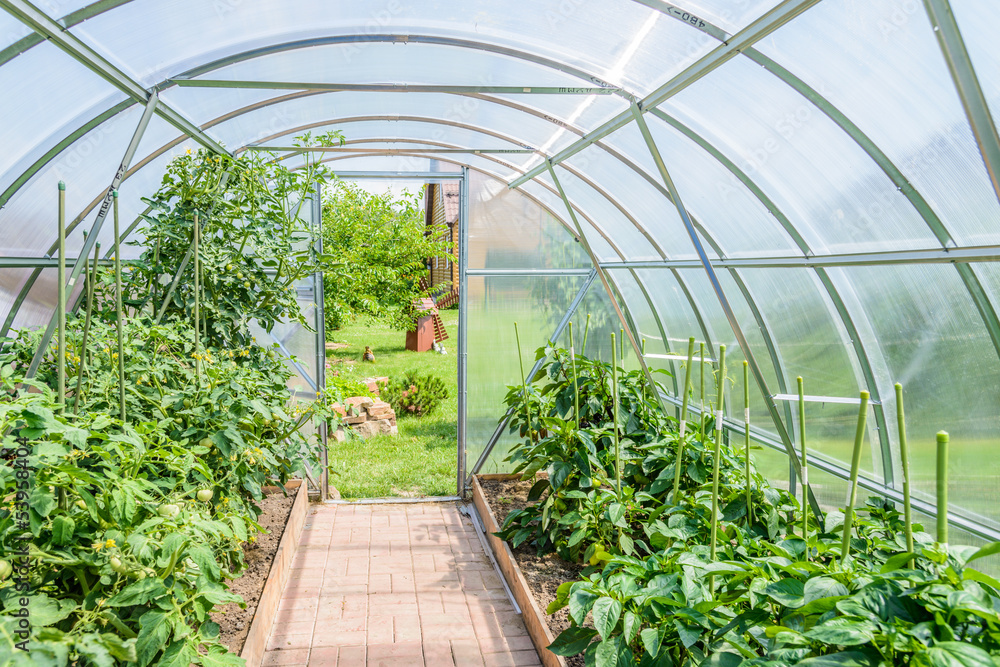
[325,309,458,498]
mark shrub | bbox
[382,371,448,417]
[327,373,373,401]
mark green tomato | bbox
[226,264,234,271]
[236,272,244,279]
[0,561,10,580]
[199,437,213,448]
[197,489,214,503]
[174,417,184,425]
[157,504,180,518]
[183,399,192,409]
[75,499,87,510]
[243,281,251,289]
[110,556,127,574]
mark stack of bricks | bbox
[332,396,398,440]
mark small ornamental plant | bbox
[382,371,448,417]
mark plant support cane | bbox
[895,383,914,562]
[72,236,97,415]
[671,337,696,503]
[798,376,809,547]
[744,361,752,524]
[569,322,580,430]
[937,431,949,544]
[114,192,126,422]
[709,345,726,594]
[513,322,532,444]
[699,342,706,445]
[841,391,869,566]
[611,333,622,501]
[57,181,66,410]
[193,212,201,385]
[581,313,591,357]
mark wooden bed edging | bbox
[240,479,309,667]
[472,474,566,667]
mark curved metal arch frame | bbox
[4,85,875,483]
[0,5,994,498]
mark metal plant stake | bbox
[798,376,809,549]
[113,192,126,422]
[57,182,66,410]
[743,361,752,524]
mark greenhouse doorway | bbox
[319,169,468,501]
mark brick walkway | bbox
[263,502,542,667]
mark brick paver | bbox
[261,502,542,666]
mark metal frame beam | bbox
[457,167,469,496]
[251,146,537,155]
[173,79,618,95]
[922,0,1000,204]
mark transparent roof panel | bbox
[0,11,33,52]
[606,117,803,257]
[564,145,696,260]
[197,92,575,156]
[0,42,122,191]
[757,0,1000,247]
[0,103,145,258]
[533,166,661,261]
[660,55,942,254]
[71,1,716,93]
[485,93,630,141]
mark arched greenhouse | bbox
[1,1,1000,665]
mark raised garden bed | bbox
[209,480,308,667]
[473,474,584,667]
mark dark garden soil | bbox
[211,487,296,654]
[480,478,586,667]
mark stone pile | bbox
[331,396,398,440]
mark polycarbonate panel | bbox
[758,0,1000,246]
[181,43,585,91]
[0,11,32,51]
[839,263,1000,529]
[205,93,572,156]
[72,1,714,94]
[6,267,85,335]
[0,103,144,259]
[752,443,790,493]
[489,93,630,142]
[660,55,941,253]
[467,274,589,473]
[735,268,880,478]
[515,179,619,263]
[609,116,802,256]
[565,145,697,259]
[533,167,661,261]
[0,267,31,331]
[0,42,122,190]
[603,269,662,376]
[468,171,589,270]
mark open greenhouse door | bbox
[249,182,329,500]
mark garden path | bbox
[263,501,542,667]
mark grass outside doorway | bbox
[325,309,459,498]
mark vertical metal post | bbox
[629,102,820,516]
[57,182,66,410]
[312,182,329,501]
[457,167,470,497]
